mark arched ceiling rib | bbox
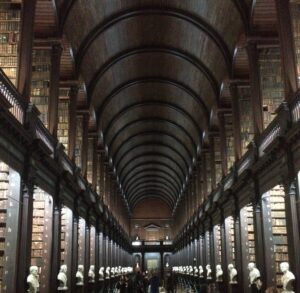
[62,0,244,211]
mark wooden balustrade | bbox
[258,116,281,157]
[0,68,26,124]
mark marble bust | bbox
[76,265,84,286]
[193,266,198,276]
[88,265,95,283]
[228,264,238,284]
[248,262,262,291]
[27,266,39,293]
[280,262,295,293]
[99,267,104,281]
[206,264,212,280]
[216,264,223,282]
[105,266,111,279]
[57,264,68,290]
[199,265,204,278]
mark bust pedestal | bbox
[230,283,239,293]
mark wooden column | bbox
[48,44,63,136]
[251,179,268,291]
[84,220,91,289]
[16,165,35,290]
[247,41,264,136]
[220,213,229,293]
[49,188,62,293]
[17,0,37,100]
[229,84,242,160]
[233,205,243,293]
[68,86,79,162]
[275,0,298,98]
[95,220,100,284]
[71,210,79,292]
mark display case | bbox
[31,49,51,127]
[0,161,21,292]
[31,187,53,293]
[0,1,21,85]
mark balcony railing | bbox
[258,116,281,157]
[291,92,300,123]
[0,68,26,124]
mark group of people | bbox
[116,271,174,293]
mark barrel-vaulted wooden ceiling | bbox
[60,0,249,212]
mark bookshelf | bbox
[290,0,300,87]
[60,206,72,265]
[214,136,222,183]
[90,226,96,266]
[0,1,21,86]
[226,216,235,265]
[75,116,83,169]
[214,224,222,265]
[205,152,212,195]
[57,91,70,151]
[0,161,21,292]
[78,218,86,267]
[31,187,53,292]
[238,86,254,154]
[243,205,256,263]
[259,48,284,129]
[224,114,235,172]
[31,49,51,128]
[205,230,211,267]
[0,161,9,287]
[263,185,289,288]
[87,138,93,184]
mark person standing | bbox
[150,272,160,293]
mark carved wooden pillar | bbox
[49,179,63,292]
[17,0,37,100]
[48,44,63,136]
[251,179,267,291]
[84,218,91,289]
[275,0,298,98]
[229,84,242,161]
[71,206,79,292]
[247,41,264,136]
[16,164,35,290]
[233,198,243,293]
[68,86,79,162]
[220,211,229,293]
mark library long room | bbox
[0,1,300,293]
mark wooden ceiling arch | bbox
[123,170,182,196]
[72,8,232,71]
[61,0,244,211]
